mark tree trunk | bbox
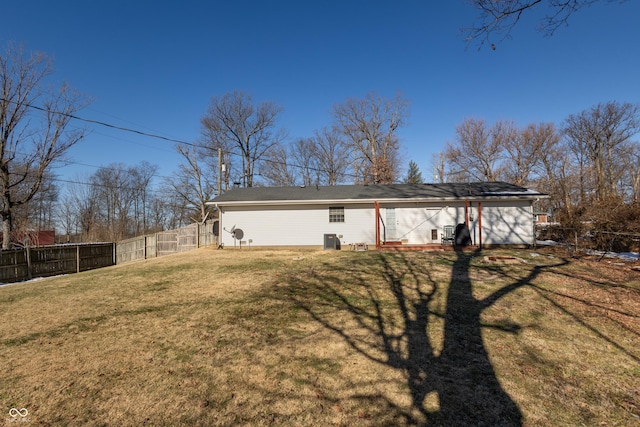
[2,211,11,249]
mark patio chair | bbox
[441,225,455,245]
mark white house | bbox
[209,182,548,249]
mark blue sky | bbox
[3,0,639,185]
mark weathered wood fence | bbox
[0,222,218,284]
[115,222,217,264]
[0,243,115,283]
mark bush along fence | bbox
[536,225,640,256]
[0,221,218,284]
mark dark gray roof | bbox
[211,182,547,205]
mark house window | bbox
[329,207,344,223]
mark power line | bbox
[2,96,366,185]
[0,96,200,149]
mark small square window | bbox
[329,207,344,223]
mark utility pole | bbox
[217,147,222,196]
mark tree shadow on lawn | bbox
[279,249,563,426]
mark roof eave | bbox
[208,193,548,207]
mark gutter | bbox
[207,193,549,208]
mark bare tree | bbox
[445,118,505,182]
[56,190,76,243]
[200,91,285,188]
[503,122,557,186]
[431,151,447,183]
[199,122,233,193]
[562,101,640,201]
[312,127,349,185]
[0,43,88,248]
[129,161,158,234]
[146,196,171,232]
[12,170,58,233]
[290,138,320,186]
[465,0,621,48]
[332,92,408,184]
[261,142,298,187]
[91,164,131,241]
[63,174,101,242]
[166,145,215,223]
[619,142,640,201]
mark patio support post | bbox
[465,199,469,226]
[374,201,381,249]
[478,201,483,249]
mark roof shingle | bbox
[211,182,546,204]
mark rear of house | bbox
[209,182,547,249]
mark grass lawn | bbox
[0,247,638,426]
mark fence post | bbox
[26,247,32,280]
[77,245,80,273]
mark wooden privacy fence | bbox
[0,222,217,284]
[0,243,115,283]
[116,221,217,264]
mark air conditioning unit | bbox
[324,234,338,250]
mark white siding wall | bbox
[219,203,375,247]
[480,200,534,245]
[380,203,467,244]
[219,199,534,247]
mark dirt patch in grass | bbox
[0,247,638,426]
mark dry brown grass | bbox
[0,246,638,426]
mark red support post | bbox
[374,201,381,249]
[478,201,483,249]
[465,199,469,226]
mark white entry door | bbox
[386,208,397,240]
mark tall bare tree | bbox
[166,145,215,223]
[312,127,349,185]
[445,118,505,182]
[465,0,623,48]
[503,122,557,186]
[619,142,640,201]
[12,170,58,233]
[0,43,88,248]
[431,152,447,183]
[332,92,408,184]
[63,174,101,242]
[56,190,76,243]
[129,161,158,234]
[562,101,640,201]
[200,91,285,188]
[290,138,320,186]
[91,164,134,241]
[261,143,298,187]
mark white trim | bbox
[209,194,546,208]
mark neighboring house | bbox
[534,210,549,224]
[209,182,548,249]
[0,230,56,247]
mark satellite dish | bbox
[232,228,244,240]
